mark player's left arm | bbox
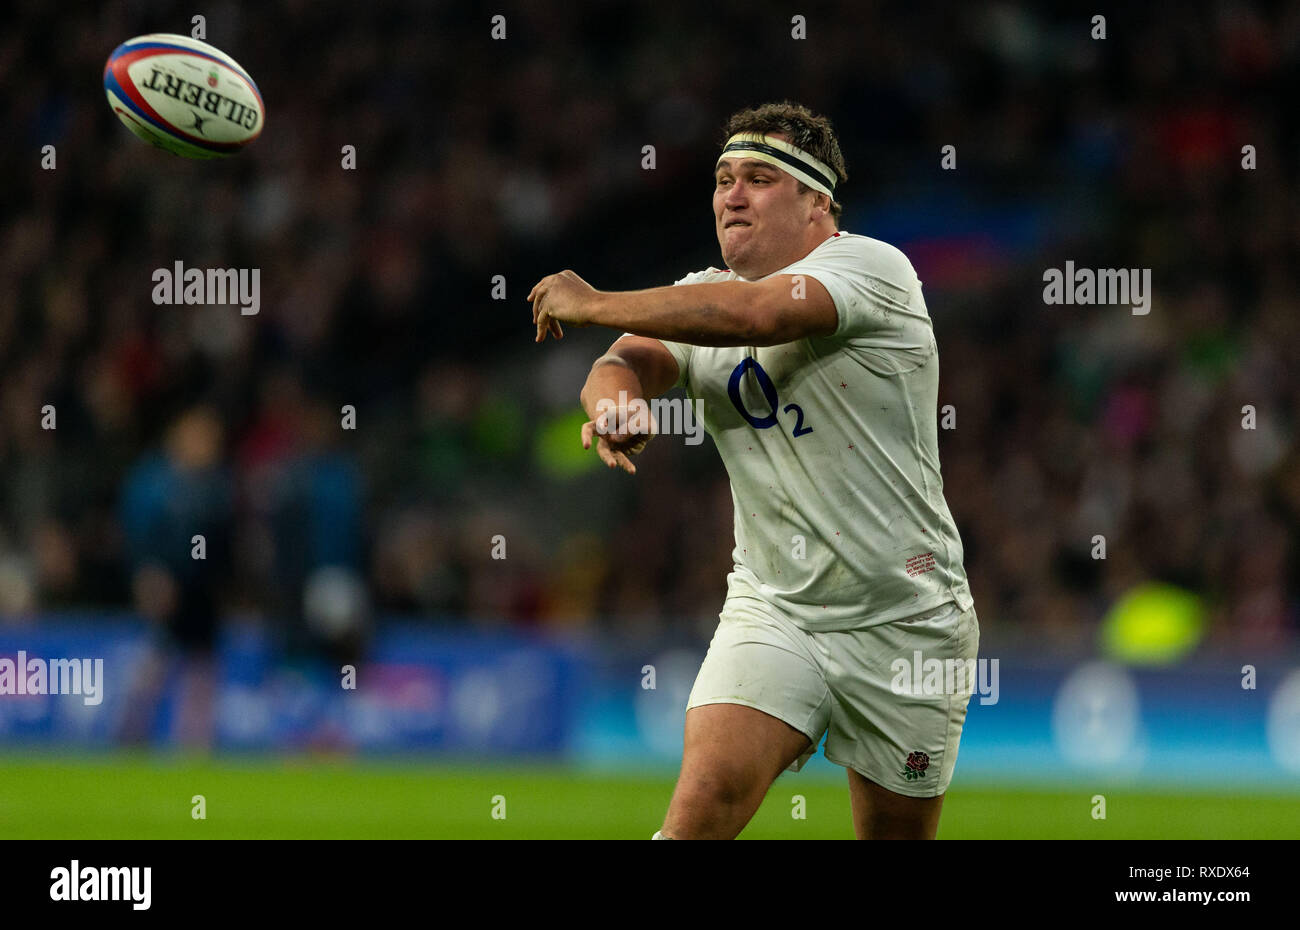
[528,270,837,346]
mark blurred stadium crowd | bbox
[1,1,1297,654]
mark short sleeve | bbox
[780,235,935,373]
[657,339,692,389]
[620,268,719,390]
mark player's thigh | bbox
[818,602,980,803]
[683,599,832,785]
[679,702,813,792]
[846,768,945,839]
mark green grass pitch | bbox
[1,754,1296,839]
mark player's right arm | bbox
[578,335,679,474]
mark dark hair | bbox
[720,101,848,224]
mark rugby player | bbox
[528,101,978,839]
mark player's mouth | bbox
[724,220,751,228]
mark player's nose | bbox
[723,182,748,207]
[719,197,748,225]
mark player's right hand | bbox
[581,402,657,474]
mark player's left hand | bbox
[528,270,598,343]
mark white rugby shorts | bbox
[686,589,980,798]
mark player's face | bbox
[714,142,818,278]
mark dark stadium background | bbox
[0,0,1297,838]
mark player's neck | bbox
[736,226,841,281]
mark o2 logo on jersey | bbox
[726,358,813,437]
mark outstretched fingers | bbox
[598,442,636,474]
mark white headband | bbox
[717,132,836,197]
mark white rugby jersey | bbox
[646,231,973,632]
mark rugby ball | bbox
[104,34,264,158]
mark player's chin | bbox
[719,235,750,264]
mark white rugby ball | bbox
[104,33,264,158]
